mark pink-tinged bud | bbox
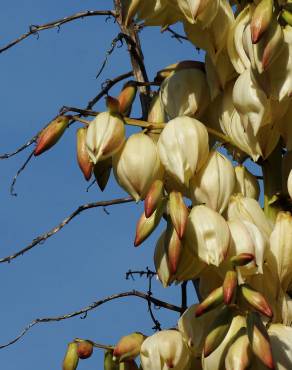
[223,270,237,305]
[62,342,79,370]
[225,331,252,370]
[34,115,69,156]
[106,96,121,115]
[117,81,137,117]
[168,191,189,239]
[262,20,284,71]
[203,306,234,357]
[113,332,145,363]
[147,93,166,124]
[250,0,273,44]
[93,157,112,192]
[76,340,93,359]
[76,128,93,181]
[134,199,165,247]
[195,286,224,317]
[165,224,183,275]
[246,312,274,369]
[230,253,255,267]
[241,285,273,318]
[144,179,164,218]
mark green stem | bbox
[261,144,282,222]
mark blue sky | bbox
[0,1,203,369]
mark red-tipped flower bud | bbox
[113,332,146,363]
[195,286,224,317]
[223,270,237,305]
[168,191,189,239]
[144,179,164,218]
[76,128,93,181]
[34,115,69,156]
[117,81,137,117]
[76,340,93,359]
[230,253,255,267]
[241,285,273,318]
[106,96,121,115]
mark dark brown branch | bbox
[0,197,133,264]
[181,281,188,315]
[0,290,182,349]
[164,27,189,43]
[0,136,37,159]
[0,10,115,54]
[114,1,150,119]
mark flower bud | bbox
[76,340,93,359]
[144,179,164,218]
[164,223,183,275]
[186,205,230,266]
[195,286,224,317]
[261,19,284,71]
[140,330,191,370]
[241,284,273,318]
[62,342,79,370]
[227,194,272,240]
[230,253,255,267]
[168,191,188,239]
[117,81,137,117]
[158,116,209,186]
[154,60,205,82]
[223,270,237,305]
[160,68,210,119]
[113,332,145,362]
[134,199,165,247]
[76,128,93,181]
[86,112,125,164]
[190,150,235,214]
[93,157,112,192]
[246,312,274,369]
[288,170,292,199]
[234,165,260,200]
[269,211,292,293]
[204,306,235,357]
[113,133,163,202]
[250,0,273,44]
[147,93,166,124]
[106,96,121,115]
[225,331,251,370]
[34,116,69,156]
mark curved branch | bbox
[0,290,182,349]
[0,136,37,159]
[0,10,115,54]
[0,196,133,264]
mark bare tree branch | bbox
[164,27,189,43]
[10,150,35,197]
[0,10,116,54]
[0,290,182,349]
[0,197,133,264]
[0,136,37,159]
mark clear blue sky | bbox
[0,1,202,369]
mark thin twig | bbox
[0,136,37,159]
[10,150,34,197]
[0,197,133,264]
[164,27,189,43]
[181,281,188,315]
[0,290,182,349]
[0,10,115,54]
[87,71,133,110]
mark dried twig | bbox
[0,10,115,54]
[0,197,133,264]
[0,136,37,159]
[164,27,189,43]
[0,290,182,349]
[10,150,34,197]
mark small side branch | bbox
[0,136,37,159]
[164,27,189,43]
[0,197,133,264]
[0,290,182,349]
[0,10,115,54]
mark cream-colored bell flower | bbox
[113,133,163,202]
[227,220,266,277]
[233,68,270,135]
[269,212,292,293]
[227,194,273,240]
[86,112,125,164]
[234,165,260,200]
[288,170,292,199]
[140,330,191,370]
[160,68,210,119]
[184,0,233,62]
[190,150,235,214]
[158,116,209,186]
[186,205,230,266]
[202,315,246,370]
[225,332,251,370]
[154,229,205,287]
